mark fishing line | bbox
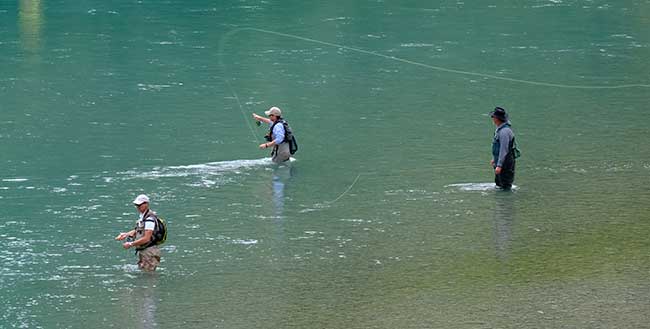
[327,173,361,204]
[225,79,260,143]
[218,30,262,144]
[221,27,650,90]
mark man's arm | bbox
[123,218,155,249]
[496,129,513,168]
[260,124,285,149]
[115,230,135,241]
[252,113,271,124]
[124,230,153,249]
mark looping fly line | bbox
[221,27,650,90]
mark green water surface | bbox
[1,1,649,328]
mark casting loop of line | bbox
[220,27,650,90]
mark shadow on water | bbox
[493,190,516,262]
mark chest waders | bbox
[267,119,294,162]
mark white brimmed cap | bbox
[133,194,150,205]
[264,106,282,117]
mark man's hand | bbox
[490,159,495,167]
[115,232,129,241]
[495,166,502,175]
[123,241,133,249]
[259,143,268,149]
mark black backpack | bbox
[152,215,167,245]
[269,119,298,155]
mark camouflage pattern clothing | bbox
[137,246,161,272]
[133,209,162,272]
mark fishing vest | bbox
[134,209,159,250]
[492,123,515,163]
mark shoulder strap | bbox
[141,209,160,248]
[269,119,288,137]
[496,122,511,133]
[134,209,153,231]
[269,120,280,133]
[142,209,156,222]
[496,124,517,153]
[142,210,160,234]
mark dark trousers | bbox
[495,160,516,189]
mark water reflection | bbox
[271,164,293,219]
[19,0,44,53]
[135,275,158,329]
[493,191,516,261]
[269,163,293,259]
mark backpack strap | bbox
[142,209,157,224]
[495,123,517,155]
[137,209,158,250]
[133,209,152,231]
[495,122,511,133]
[269,119,287,144]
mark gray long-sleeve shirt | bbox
[494,123,514,167]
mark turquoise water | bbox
[2,1,650,328]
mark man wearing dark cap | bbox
[490,107,516,189]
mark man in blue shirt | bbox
[253,106,291,163]
[490,107,516,190]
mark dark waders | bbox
[495,153,515,190]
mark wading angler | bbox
[252,106,298,163]
[489,107,519,190]
[115,194,167,272]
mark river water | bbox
[1,1,649,328]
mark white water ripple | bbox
[446,182,518,191]
[119,158,273,179]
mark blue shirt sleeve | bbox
[271,122,285,144]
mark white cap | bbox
[133,194,150,205]
[264,106,282,117]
